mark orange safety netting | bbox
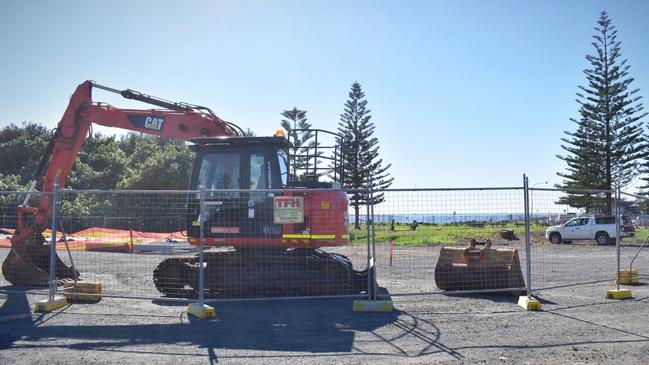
[0,227,187,253]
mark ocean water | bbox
[350,213,529,224]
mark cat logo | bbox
[144,116,164,131]
[127,115,165,132]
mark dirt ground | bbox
[1,242,649,364]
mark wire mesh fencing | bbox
[529,187,623,293]
[365,187,529,297]
[619,191,649,285]
[0,190,54,292]
[54,189,197,300]
[1,187,372,302]
[2,181,647,305]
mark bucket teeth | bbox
[2,236,79,287]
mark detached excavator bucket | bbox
[434,239,525,292]
[2,235,79,287]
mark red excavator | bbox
[2,80,367,298]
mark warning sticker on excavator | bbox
[273,196,304,224]
[211,227,240,234]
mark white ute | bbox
[545,215,635,245]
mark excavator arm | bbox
[3,80,240,286]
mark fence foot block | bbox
[34,296,68,313]
[518,296,541,311]
[619,279,641,285]
[618,270,641,285]
[353,299,393,312]
[606,289,633,300]
[187,303,216,319]
[64,282,102,302]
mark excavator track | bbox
[152,256,199,298]
[152,248,368,298]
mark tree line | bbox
[0,124,194,192]
[0,125,197,230]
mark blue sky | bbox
[1,1,648,189]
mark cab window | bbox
[277,150,288,187]
[198,152,240,193]
[565,219,578,227]
[595,216,615,224]
[250,152,266,189]
[565,218,588,226]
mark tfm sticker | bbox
[273,196,304,224]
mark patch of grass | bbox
[626,227,649,244]
[349,223,547,246]
[348,224,649,246]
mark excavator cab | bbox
[185,136,289,243]
[184,132,348,247]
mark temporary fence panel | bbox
[54,189,196,300]
[32,188,370,301]
[0,190,53,292]
[529,188,621,294]
[619,191,649,284]
[365,187,528,296]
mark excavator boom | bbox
[3,81,239,286]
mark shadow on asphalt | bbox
[441,292,524,304]
[0,285,400,359]
[5,286,649,361]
